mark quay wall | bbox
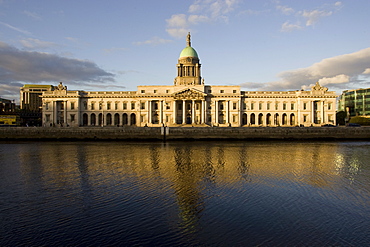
[1,127,370,141]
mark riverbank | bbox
[1,126,369,141]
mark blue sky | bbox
[1,0,370,102]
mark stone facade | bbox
[41,33,337,127]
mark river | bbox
[1,141,369,246]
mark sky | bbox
[1,0,370,103]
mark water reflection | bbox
[1,141,370,246]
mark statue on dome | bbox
[187,32,191,47]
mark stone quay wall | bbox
[1,127,370,141]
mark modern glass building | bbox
[338,88,370,116]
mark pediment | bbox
[173,88,207,100]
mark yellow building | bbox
[41,33,337,127]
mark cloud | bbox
[0,21,31,35]
[102,47,128,54]
[133,37,173,46]
[240,47,370,92]
[0,41,115,99]
[301,9,332,26]
[276,5,294,15]
[20,38,59,49]
[166,0,240,38]
[23,10,42,20]
[281,21,302,32]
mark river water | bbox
[1,141,369,246]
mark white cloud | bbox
[277,5,294,15]
[166,0,239,38]
[281,21,302,32]
[241,47,370,92]
[20,38,59,49]
[102,47,128,54]
[23,10,41,20]
[318,74,350,85]
[363,68,370,74]
[301,9,332,26]
[133,37,173,46]
[0,21,31,35]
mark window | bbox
[166,90,169,93]
[267,103,270,110]
[123,102,127,110]
[91,103,95,110]
[303,115,307,122]
[71,102,75,110]
[303,103,307,110]
[70,114,75,122]
[283,103,286,110]
[243,103,247,110]
[166,103,170,110]
[115,103,118,110]
[83,102,87,110]
[291,103,294,110]
[275,103,279,110]
[220,103,224,110]
[154,102,158,110]
[259,102,262,110]
[99,103,103,110]
[233,115,237,122]
[141,90,145,93]
[131,102,135,110]
[233,90,237,93]
[251,103,254,110]
[233,103,237,110]
[107,102,111,110]
[220,90,224,93]
[45,102,49,110]
[141,103,145,110]
[154,90,157,93]
[328,103,332,110]
[46,114,50,122]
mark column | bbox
[53,101,57,125]
[192,100,195,124]
[215,100,218,124]
[64,101,67,125]
[182,100,186,124]
[201,100,205,124]
[311,101,315,124]
[173,101,177,124]
[159,100,163,124]
[148,100,152,124]
[226,100,229,124]
[321,101,325,124]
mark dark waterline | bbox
[1,141,369,246]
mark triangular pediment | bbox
[173,88,207,99]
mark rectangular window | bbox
[99,103,102,110]
[83,102,87,110]
[45,102,49,110]
[141,90,145,93]
[243,103,247,110]
[303,103,307,110]
[71,102,75,110]
[283,103,286,110]
[141,103,145,110]
[70,114,75,122]
[46,114,50,122]
[107,103,111,110]
[154,90,157,93]
[259,103,262,110]
[166,103,170,110]
[233,90,237,93]
[251,103,254,110]
[303,115,307,122]
[115,103,118,110]
[275,103,279,110]
[233,103,237,110]
[328,103,332,110]
[220,103,224,110]
[91,103,95,110]
[131,102,135,110]
[220,90,224,93]
[267,103,270,110]
[123,102,127,110]
[154,102,158,110]
[166,90,169,93]
[291,103,294,110]
[233,115,237,122]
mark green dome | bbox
[179,46,198,58]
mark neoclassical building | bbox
[41,33,337,127]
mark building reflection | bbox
[14,141,368,234]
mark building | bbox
[20,84,54,112]
[41,33,337,127]
[338,88,370,117]
[0,97,18,126]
